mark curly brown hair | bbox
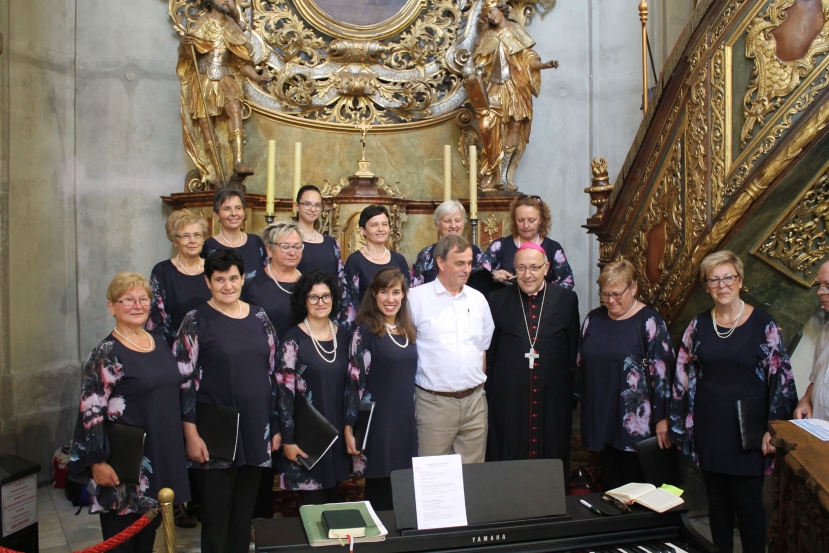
[509,194,551,239]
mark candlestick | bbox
[469,144,477,219]
[443,145,451,201]
[293,142,302,216]
[266,140,276,217]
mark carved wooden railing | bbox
[586,0,829,341]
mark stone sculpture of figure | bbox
[473,2,557,191]
[177,0,271,186]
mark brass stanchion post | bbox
[158,488,177,553]
[639,0,649,113]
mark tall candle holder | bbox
[471,217,479,247]
[264,212,276,225]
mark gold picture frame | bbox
[292,0,427,39]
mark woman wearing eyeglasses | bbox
[277,270,351,505]
[202,188,268,282]
[670,251,797,553]
[479,194,574,293]
[147,209,212,347]
[69,272,190,553]
[410,200,482,287]
[295,185,345,279]
[576,259,675,490]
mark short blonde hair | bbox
[597,259,636,290]
[106,272,152,303]
[262,221,303,245]
[699,250,744,285]
[165,209,208,242]
[433,200,467,227]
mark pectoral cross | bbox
[525,348,539,369]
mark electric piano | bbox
[254,494,717,553]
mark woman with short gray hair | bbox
[410,200,482,287]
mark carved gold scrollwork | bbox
[458,128,480,171]
[752,164,829,287]
[321,177,350,197]
[686,66,708,238]
[710,45,727,214]
[482,214,505,247]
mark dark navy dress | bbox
[277,325,351,490]
[479,236,574,289]
[345,323,418,478]
[343,251,410,308]
[297,236,342,279]
[202,234,267,282]
[147,260,212,346]
[242,270,298,340]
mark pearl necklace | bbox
[219,230,243,248]
[712,300,745,339]
[517,235,541,247]
[113,328,155,352]
[304,318,337,363]
[210,299,243,319]
[176,254,202,276]
[363,245,388,261]
[266,265,299,295]
[609,300,638,321]
[384,323,409,348]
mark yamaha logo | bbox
[471,534,507,543]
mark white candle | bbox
[443,145,451,202]
[293,142,302,216]
[469,145,477,219]
[266,140,276,215]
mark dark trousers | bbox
[599,445,645,491]
[301,486,339,505]
[702,470,766,553]
[99,511,162,553]
[365,477,394,511]
[252,464,275,519]
[198,465,263,553]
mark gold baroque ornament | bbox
[753,164,829,287]
[741,0,829,146]
[169,0,556,125]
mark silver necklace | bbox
[304,317,337,363]
[363,245,388,261]
[113,328,155,352]
[712,300,745,339]
[384,322,409,348]
[176,254,202,276]
[219,229,243,248]
[210,298,242,319]
[266,265,299,295]
[609,299,638,321]
[518,284,547,369]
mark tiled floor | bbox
[37,485,736,553]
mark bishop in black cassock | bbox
[485,243,580,476]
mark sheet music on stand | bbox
[411,454,467,530]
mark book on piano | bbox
[299,501,388,546]
[322,509,367,539]
[352,402,375,451]
[606,483,684,513]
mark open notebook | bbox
[605,483,684,514]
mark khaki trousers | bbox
[415,386,488,464]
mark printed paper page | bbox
[791,419,829,441]
[412,454,468,530]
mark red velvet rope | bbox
[0,508,158,553]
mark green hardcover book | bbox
[299,501,388,547]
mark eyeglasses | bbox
[705,275,739,288]
[116,297,151,307]
[515,265,545,274]
[272,242,305,252]
[811,283,829,294]
[175,233,204,241]
[599,287,628,301]
[307,293,333,304]
[298,202,324,210]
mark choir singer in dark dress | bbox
[201,188,267,282]
[576,259,675,490]
[69,272,190,553]
[277,270,351,505]
[175,250,280,553]
[345,268,419,511]
[410,200,482,287]
[486,243,579,480]
[670,251,797,553]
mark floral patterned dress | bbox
[146,260,211,347]
[175,304,278,470]
[276,325,351,490]
[479,236,574,289]
[576,305,675,452]
[410,243,483,288]
[670,309,798,475]
[345,323,419,478]
[68,334,191,514]
[201,234,267,282]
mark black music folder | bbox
[391,458,567,531]
[79,423,146,486]
[294,395,339,471]
[196,402,240,462]
[634,436,684,487]
[352,402,375,451]
[736,397,767,451]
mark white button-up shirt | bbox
[408,278,495,393]
[810,319,829,421]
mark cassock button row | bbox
[533,401,538,404]
[532,315,537,319]
[533,389,538,392]
[534,365,539,369]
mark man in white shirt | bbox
[408,234,495,463]
[795,260,829,421]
